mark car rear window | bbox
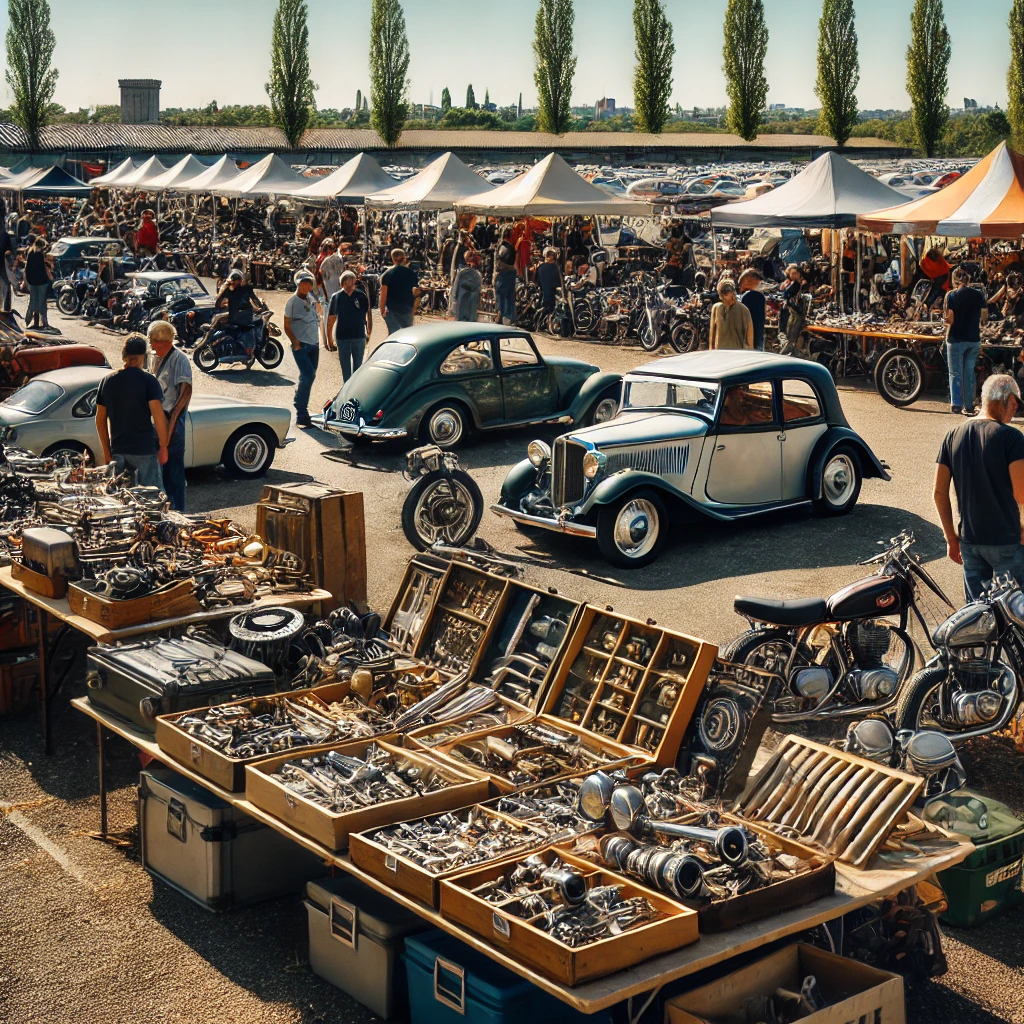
[367,342,416,367]
[3,380,64,413]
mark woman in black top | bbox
[24,238,52,330]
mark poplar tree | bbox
[533,0,577,135]
[5,0,58,151]
[1009,0,1024,149]
[369,0,410,147]
[632,0,674,134]
[466,84,476,109]
[815,0,859,146]
[266,0,315,148]
[441,86,452,112]
[722,0,768,142]
[356,88,362,111]
[906,0,950,157]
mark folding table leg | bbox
[97,719,107,839]
[38,609,50,755]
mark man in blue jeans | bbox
[944,268,987,415]
[284,271,321,427]
[935,374,1024,601]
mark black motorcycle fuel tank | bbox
[826,575,903,620]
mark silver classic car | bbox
[0,367,293,477]
[492,351,889,567]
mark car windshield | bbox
[49,241,69,257]
[3,380,64,414]
[367,342,416,368]
[159,277,207,298]
[622,375,719,416]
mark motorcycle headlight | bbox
[527,440,551,467]
[582,450,606,479]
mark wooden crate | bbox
[383,556,446,653]
[68,578,199,628]
[245,738,489,851]
[154,682,387,792]
[439,846,699,986]
[349,805,549,908]
[11,558,67,599]
[0,650,39,714]
[539,605,717,768]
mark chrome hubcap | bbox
[430,409,462,445]
[613,499,659,558]
[235,434,269,471]
[823,454,855,505]
[593,398,618,423]
[413,480,475,545]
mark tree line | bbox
[4,0,1024,155]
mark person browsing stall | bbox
[738,268,766,351]
[944,268,988,415]
[135,209,159,258]
[534,247,562,316]
[215,269,267,325]
[709,278,754,351]
[147,319,192,512]
[95,334,169,490]
[379,248,419,335]
[327,271,373,382]
[450,250,483,323]
[284,271,322,427]
[935,373,1024,601]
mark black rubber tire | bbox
[581,385,621,426]
[221,425,276,478]
[256,337,285,369]
[719,628,792,665]
[894,664,948,733]
[873,347,925,407]
[669,320,700,354]
[638,316,661,351]
[813,444,862,517]
[56,290,79,315]
[193,343,219,373]
[42,440,92,464]
[401,469,484,551]
[595,488,668,568]
[419,402,469,449]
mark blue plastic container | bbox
[403,929,613,1024]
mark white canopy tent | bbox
[285,153,396,201]
[455,152,651,217]
[139,154,209,193]
[212,153,304,198]
[90,157,145,187]
[112,156,171,190]
[367,152,495,211]
[174,154,243,193]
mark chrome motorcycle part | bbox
[951,689,1005,725]
[848,667,899,701]
[843,717,896,765]
[792,667,831,700]
[933,604,998,648]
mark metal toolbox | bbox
[21,527,79,580]
[86,636,277,733]
[138,767,325,911]
[305,874,428,1020]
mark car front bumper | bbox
[489,503,597,538]
[313,413,408,441]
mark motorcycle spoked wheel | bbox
[400,469,484,551]
[638,315,661,351]
[256,337,284,369]
[56,290,79,315]
[669,321,700,354]
[573,302,598,336]
[193,343,219,373]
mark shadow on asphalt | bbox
[184,466,315,512]
[195,370,295,388]
[945,910,1024,971]
[909,977,1015,1024]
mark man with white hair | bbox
[147,319,192,511]
[935,373,1024,600]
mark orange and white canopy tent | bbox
[858,142,1024,238]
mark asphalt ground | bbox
[0,287,1021,1023]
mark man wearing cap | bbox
[327,271,373,382]
[148,320,192,511]
[379,248,419,335]
[935,373,1024,601]
[215,269,266,326]
[285,272,322,427]
[95,335,170,490]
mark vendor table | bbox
[0,565,330,755]
[72,697,975,1016]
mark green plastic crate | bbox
[935,791,1024,928]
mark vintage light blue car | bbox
[492,351,889,567]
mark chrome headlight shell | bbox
[527,439,551,467]
[582,450,607,480]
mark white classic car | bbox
[493,351,889,567]
[0,367,293,477]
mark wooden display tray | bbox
[244,738,489,851]
[540,605,718,768]
[349,804,550,908]
[402,694,535,752]
[155,681,388,792]
[383,555,446,653]
[68,578,199,628]
[426,715,648,795]
[439,846,699,986]
[11,559,67,599]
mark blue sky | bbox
[20,0,1012,113]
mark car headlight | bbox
[582,450,606,479]
[1,427,14,442]
[527,440,551,466]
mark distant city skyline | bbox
[10,0,1013,115]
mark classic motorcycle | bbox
[54,269,96,316]
[722,532,954,722]
[400,444,484,551]
[893,571,1024,741]
[192,309,285,373]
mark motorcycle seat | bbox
[733,595,828,627]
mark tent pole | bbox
[855,232,862,312]
[712,228,718,279]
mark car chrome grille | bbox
[604,443,690,479]
[552,438,587,507]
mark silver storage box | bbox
[305,874,428,1020]
[139,767,324,911]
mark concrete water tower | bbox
[119,79,161,123]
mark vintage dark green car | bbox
[314,323,622,448]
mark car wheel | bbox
[221,426,276,478]
[596,489,668,568]
[42,440,91,464]
[813,445,862,516]
[582,387,620,426]
[420,403,468,449]
[873,347,925,407]
[193,344,219,374]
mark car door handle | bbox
[777,434,786,441]
[715,444,725,451]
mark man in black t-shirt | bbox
[379,248,419,335]
[935,373,1024,600]
[215,269,266,326]
[739,268,766,351]
[95,334,170,491]
[944,268,988,414]
[534,248,561,313]
[327,271,373,382]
